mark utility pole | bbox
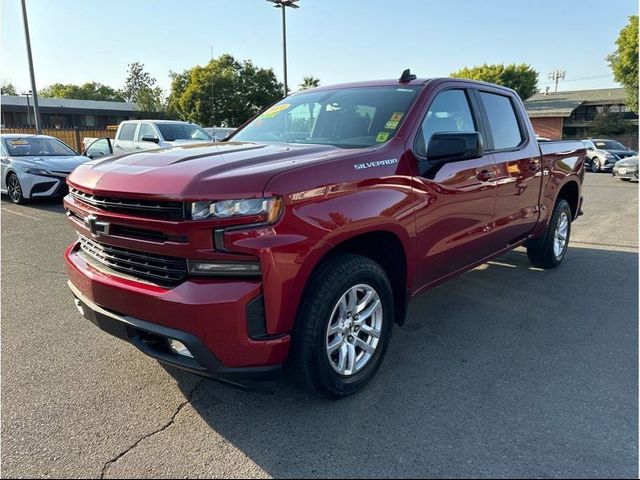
[548,70,566,93]
[20,0,41,133]
[21,91,32,127]
[266,0,300,96]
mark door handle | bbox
[134,146,141,150]
[476,169,494,182]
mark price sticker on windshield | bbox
[376,132,390,143]
[258,103,290,119]
[390,112,404,122]
[384,120,399,130]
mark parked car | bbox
[63,74,585,399]
[612,155,639,181]
[1,134,91,204]
[112,120,213,154]
[582,139,637,173]
[204,127,236,141]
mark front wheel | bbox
[591,158,601,173]
[289,253,394,399]
[6,173,25,204]
[527,199,572,269]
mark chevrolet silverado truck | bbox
[63,73,585,399]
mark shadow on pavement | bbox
[164,246,638,478]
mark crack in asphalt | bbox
[100,378,205,479]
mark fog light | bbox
[168,339,194,358]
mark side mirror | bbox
[141,135,159,144]
[586,146,594,151]
[427,131,484,163]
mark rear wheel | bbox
[290,253,394,399]
[527,199,572,269]
[6,173,25,204]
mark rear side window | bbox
[479,92,523,150]
[118,123,137,141]
[417,89,476,155]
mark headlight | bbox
[24,167,50,176]
[189,197,282,222]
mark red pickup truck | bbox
[64,73,585,399]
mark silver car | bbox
[612,156,639,181]
[0,134,91,204]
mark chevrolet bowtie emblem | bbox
[84,214,110,237]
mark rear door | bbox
[412,86,498,288]
[474,88,543,247]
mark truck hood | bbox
[68,141,363,199]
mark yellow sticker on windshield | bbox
[376,132,390,143]
[384,120,399,130]
[258,103,290,119]
[8,139,29,146]
[390,112,404,122]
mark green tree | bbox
[122,62,164,112]
[1,81,17,95]
[607,16,639,113]
[450,63,539,99]
[167,54,282,127]
[299,76,320,90]
[39,82,125,101]
[588,112,635,137]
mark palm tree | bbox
[299,76,320,91]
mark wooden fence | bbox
[0,127,116,152]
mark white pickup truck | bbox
[109,120,213,154]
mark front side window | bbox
[4,137,76,157]
[479,92,523,150]
[156,123,211,141]
[86,139,111,158]
[138,123,156,140]
[118,123,137,141]
[233,86,421,148]
[418,89,476,154]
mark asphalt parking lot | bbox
[1,173,638,478]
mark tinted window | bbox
[234,86,421,148]
[138,123,156,140]
[418,89,476,155]
[118,123,137,141]
[594,140,627,150]
[156,123,210,141]
[480,92,523,150]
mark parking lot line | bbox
[1,207,43,221]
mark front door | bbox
[412,87,497,289]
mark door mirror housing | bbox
[426,132,484,163]
[141,135,160,144]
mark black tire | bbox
[289,253,394,400]
[591,157,601,173]
[620,178,631,182]
[6,173,25,204]
[527,199,572,269]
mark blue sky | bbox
[1,0,637,96]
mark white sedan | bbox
[1,134,92,204]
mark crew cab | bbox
[112,120,213,154]
[63,73,585,399]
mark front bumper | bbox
[64,242,290,391]
[612,168,639,180]
[20,172,68,199]
[68,282,281,391]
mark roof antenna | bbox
[399,68,417,83]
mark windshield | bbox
[594,140,627,150]
[4,137,76,157]
[157,123,211,142]
[233,86,421,148]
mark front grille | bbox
[70,187,184,220]
[78,236,188,285]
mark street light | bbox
[266,0,299,96]
[20,0,41,133]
